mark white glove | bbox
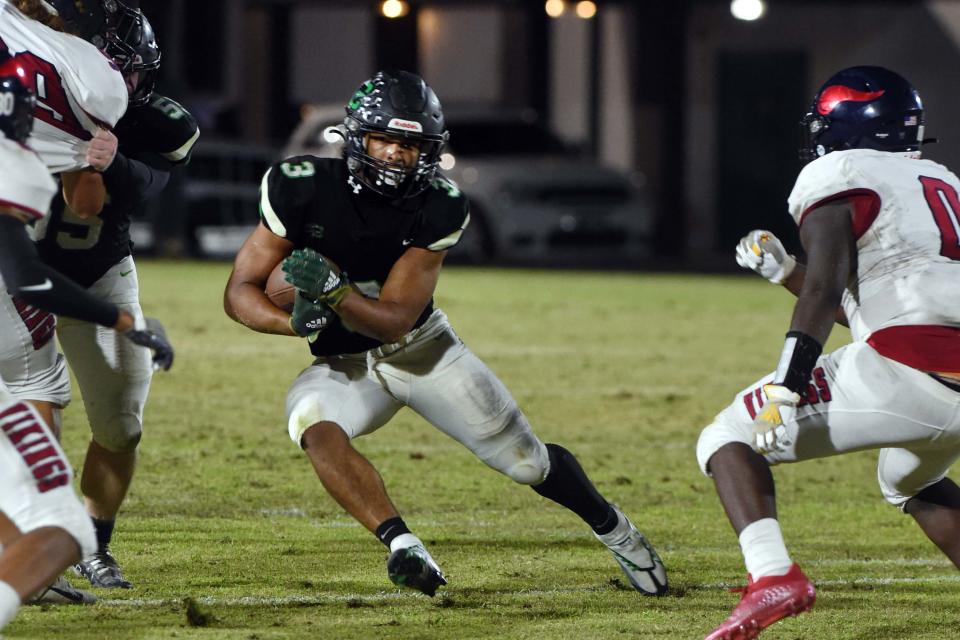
[751,384,800,455]
[735,230,797,285]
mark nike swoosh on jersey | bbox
[402,239,413,246]
[19,279,54,292]
[120,270,134,277]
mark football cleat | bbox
[596,506,668,596]
[705,563,816,640]
[27,576,97,605]
[386,535,447,597]
[74,549,133,589]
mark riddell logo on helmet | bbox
[817,86,885,115]
[387,118,423,133]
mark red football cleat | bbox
[705,563,816,640]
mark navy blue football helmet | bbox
[799,66,925,162]
[343,70,449,198]
[0,51,36,144]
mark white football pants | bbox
[697,341,960,508]
[56,256,153,452]
[286,309,551,485]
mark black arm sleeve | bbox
[0,216,119,327]
[101,151,171,206]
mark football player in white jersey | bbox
[0,0,128,447]
[698,66,960,640]
[0,0,127,172]
[0,54,171,630]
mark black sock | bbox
[532,443,618,535]
[92,517,115,552]
[375,516,411,549]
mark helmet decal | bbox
[347,81,375,111]
[798,66,926,163]
[816,86,885,115]
[342,70,449,199]
[387,118,423,133]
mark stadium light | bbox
[545,0,565,19]
[380,0,409,19]
[576,1,597,19]
[730,0,766,21]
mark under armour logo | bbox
[347,176,362,194]
[306,224,325,240]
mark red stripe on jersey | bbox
[0,402,71,493]
[12,297,57,350]
[799,189,881,239]
[0,197,45,221]
[867,325,960,375]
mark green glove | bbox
[281,248,350,308]
[289,292,334,340]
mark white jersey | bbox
[788,149,960,374]
[0,136,56,290]
[0,0,127,173]
[0,136,56,222]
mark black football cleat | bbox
[74,549,133,589]
[28,576,97,605]
[387,541,447,597]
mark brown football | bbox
[264,255,341,313]
[265,262,295,312]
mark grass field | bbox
[9,261,960,639]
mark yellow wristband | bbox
[324,284,351,310]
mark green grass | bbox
[9,261,959,639]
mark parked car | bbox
[283,106,654,266]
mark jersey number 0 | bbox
[919,176,960,261]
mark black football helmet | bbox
[343,70,449,198]
[107,8,160,105]
[48,0,141,66]
[0,51,36,144]
[799,66,926,162]
[47,0,120,47]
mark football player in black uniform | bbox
[36,7,198,590]
[225,70,667,597]
[0,52,171,628]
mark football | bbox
[264,255,342,312]
[265,262,295,312]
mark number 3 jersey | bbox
[259,156,471,357]
[0,0,127,173]
[787,148,960,374]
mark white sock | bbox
[389,533,423,554]
[738,518,792,579]
[0,580,21,631]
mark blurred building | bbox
[137,0,960,266]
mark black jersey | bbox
[38,94,199,287]
[259,156,470,356]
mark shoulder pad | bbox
[117,95,200,164]
[416,175,470,251]
[58,36,128,128]
[788,151,862,224]
[259,156,321,238]
[428,174,464,199]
